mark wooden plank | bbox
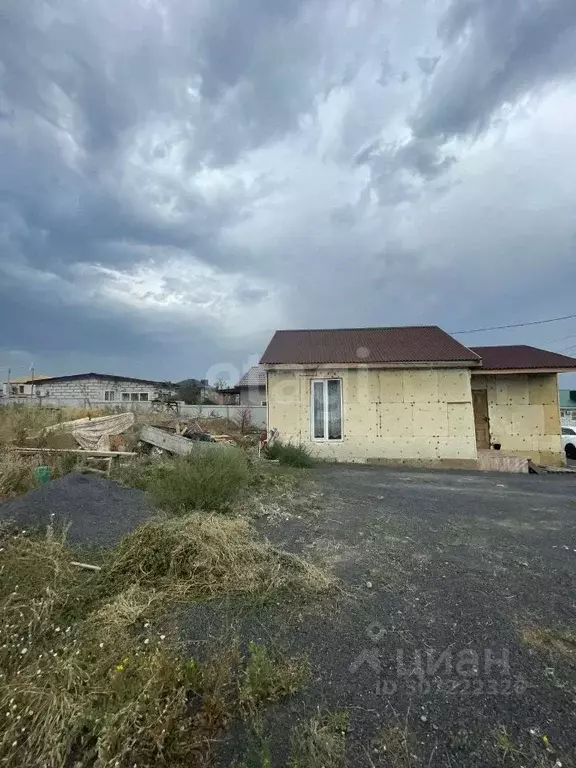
[7,447,137,457]
[71,561,102,572]
[139,425,226,455]
[139,425,197,455]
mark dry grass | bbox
[0,514,333,768]
[521,627,576,664]
[102,514,334,600]
[289,710,349,768]
[0,404,107,446]
[0,451,86,501]
[0,405,111,500]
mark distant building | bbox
[237,366,267,406]
[2,374,52,397]
[560,389,576,424]
[17,373,175,405]
[177,378,227,404]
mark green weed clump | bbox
[116,446,253,513]
[239,641,309,713]
[265,442,315,468]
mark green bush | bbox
[117,446,253,513]
[265,442,315,468]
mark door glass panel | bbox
[327,379,342,439]
[313,381,325,438]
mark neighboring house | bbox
[177,378,228,405]
[2,374,52,397]
[20,373,175,404]
[559,389,576,424]
[261,327,576,467]
[237,366,267,406]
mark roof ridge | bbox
[273,325,442,332]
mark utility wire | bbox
[452,313,576,335]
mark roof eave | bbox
[262,360,481,370]
[474,367,576,375]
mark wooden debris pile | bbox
[138,420,237,456]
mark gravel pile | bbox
[0,473,156,546]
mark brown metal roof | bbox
[471,345,576,371]
[23,373,172,387]
[260,327,481,365]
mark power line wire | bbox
[451,313,576,335]
[547,334,576,345]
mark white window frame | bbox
[122,393,130,401]
[310,378,343,441]
[139,392,149,401]
[104,390,115,402]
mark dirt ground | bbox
[175,465,576,767]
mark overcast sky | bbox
[2,0,576,386]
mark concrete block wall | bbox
[471,373,563,466]
[267,367,477,463]
[33,378,162,403]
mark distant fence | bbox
[0,398,267,428]
[178,404,266,428]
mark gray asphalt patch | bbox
[0,473,156,547]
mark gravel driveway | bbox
[180,466,576,766]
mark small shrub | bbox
[265,442,315,468]
[116,445,253,513]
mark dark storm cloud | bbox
[0,0,329,282]
[413,0,576,141]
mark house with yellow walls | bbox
[260,327,576,468]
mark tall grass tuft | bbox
[265,442,316,468]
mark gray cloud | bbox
[413,0,576,140]
[1,0,576,383]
